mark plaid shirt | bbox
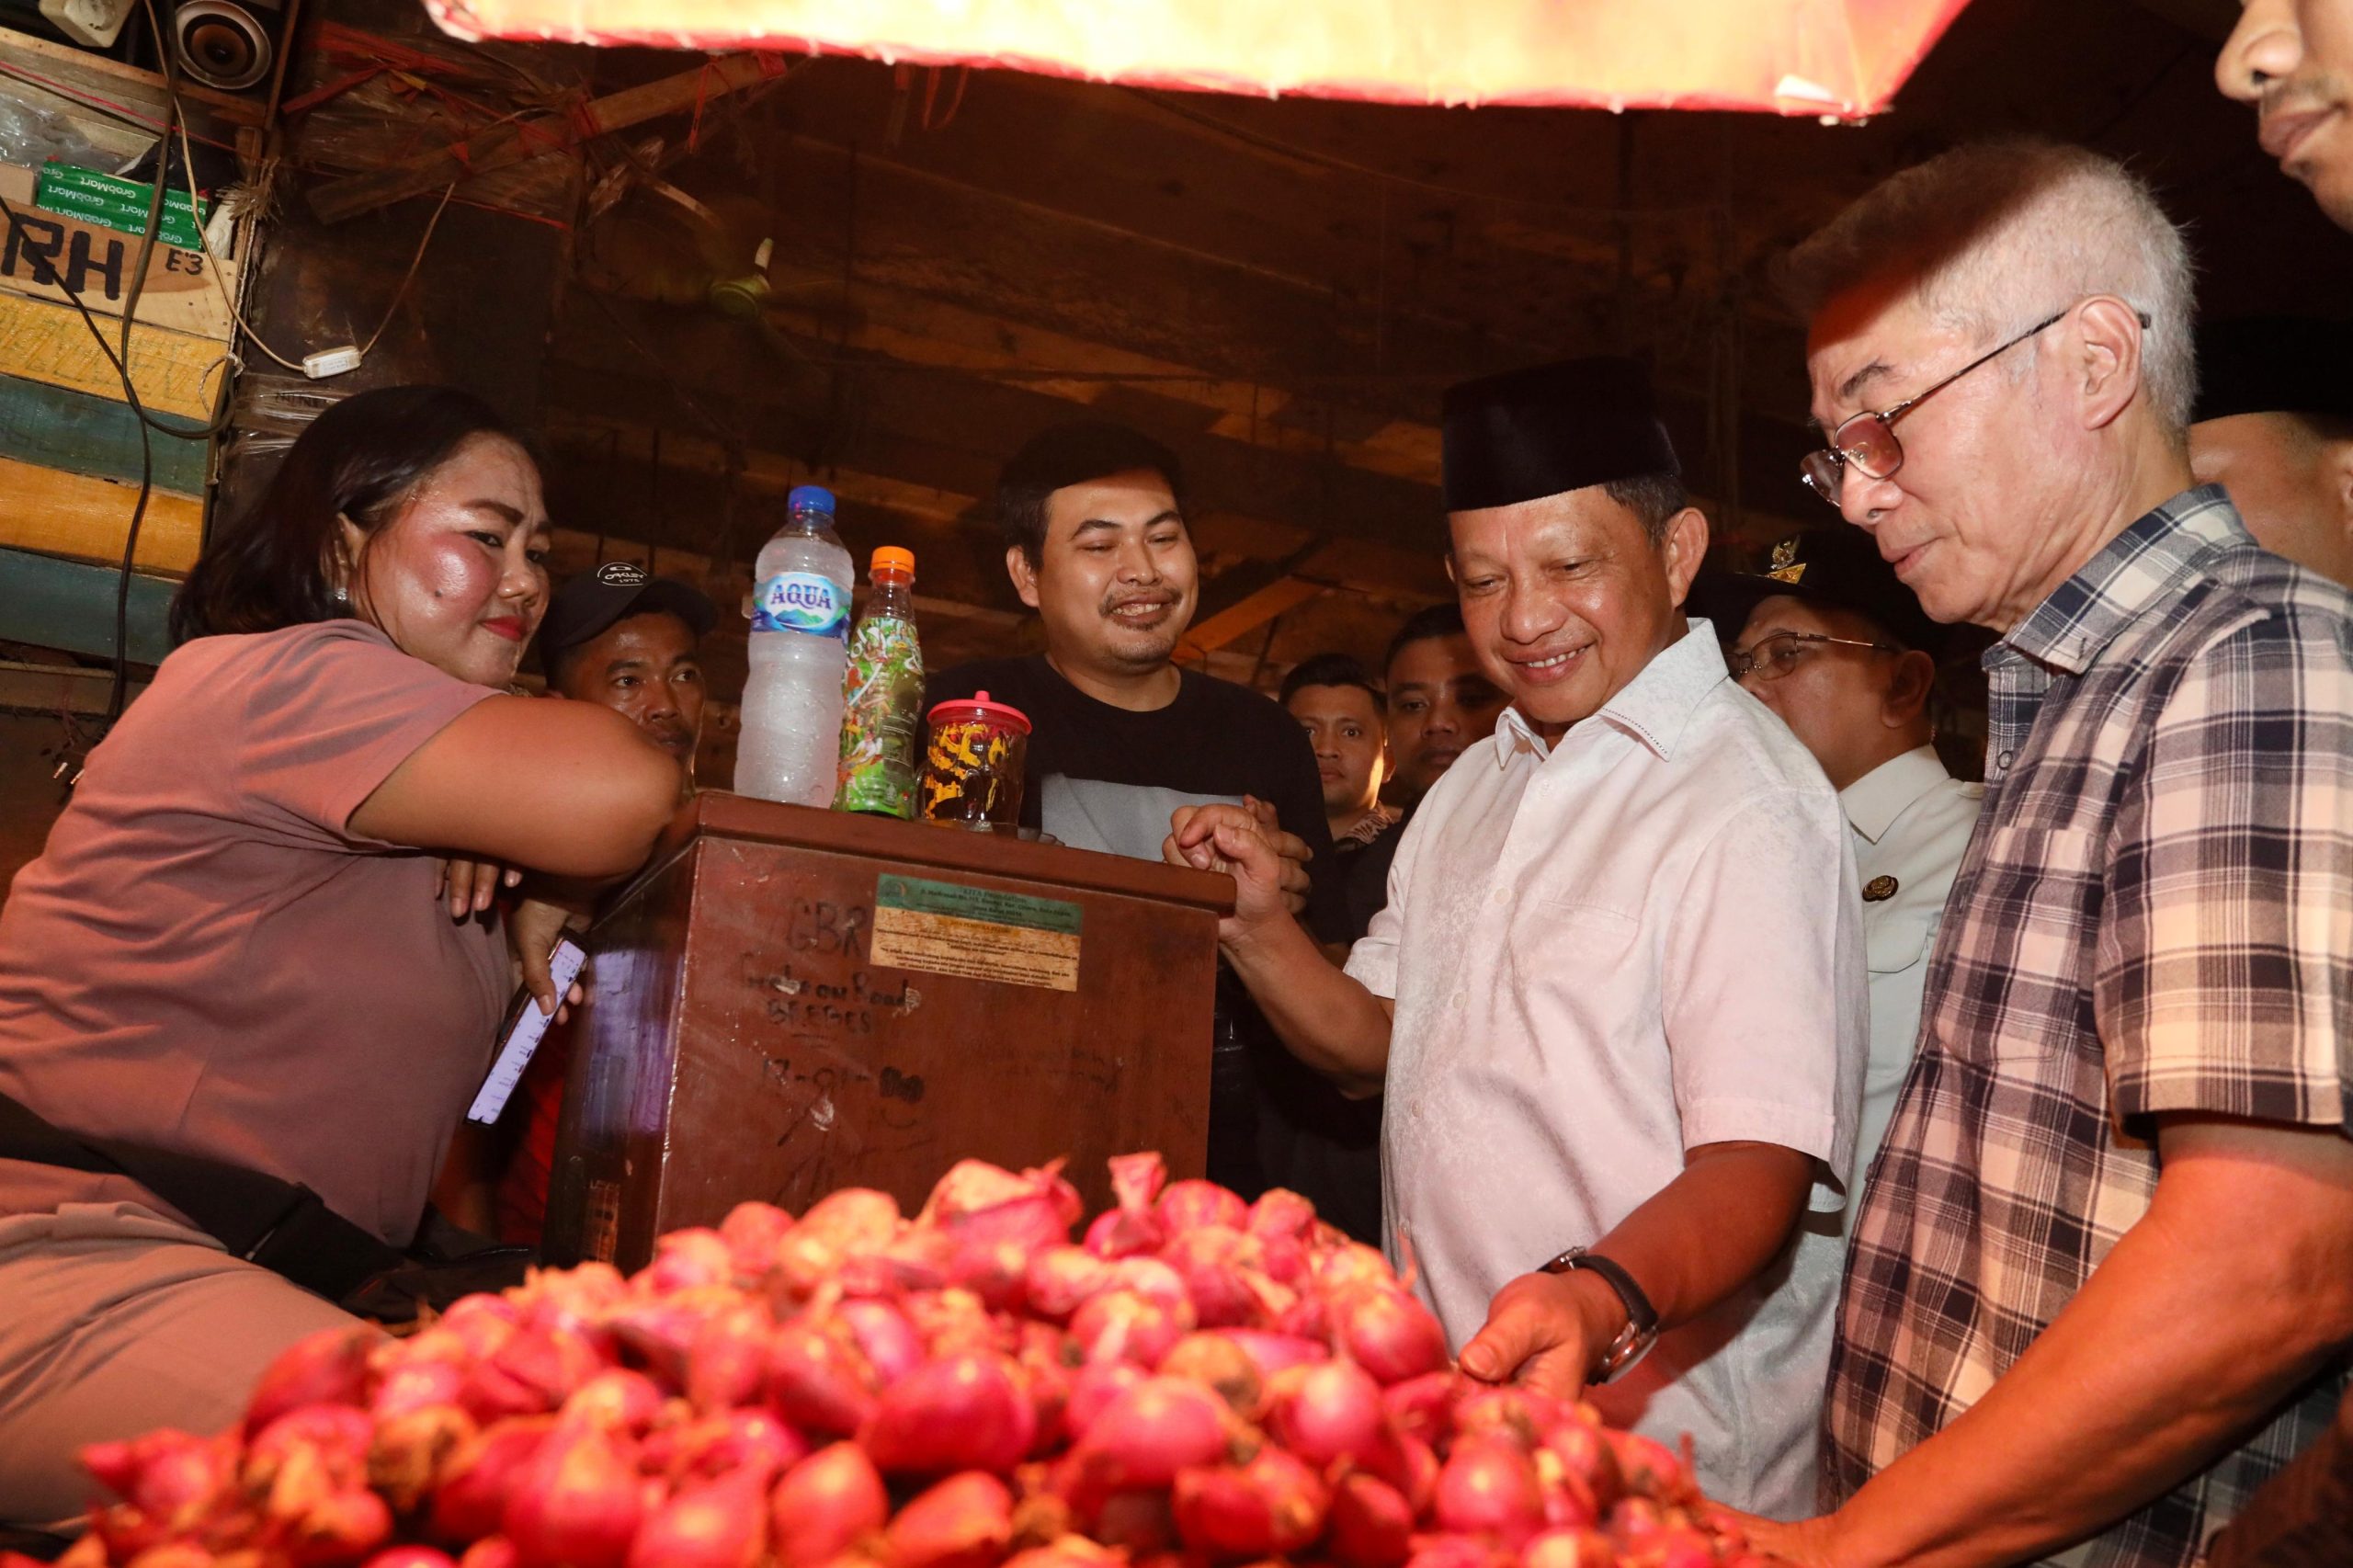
[1825,488,2353,1566]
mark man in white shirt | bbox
[1696,528,1983,1192]
[1166,357,1866,1518]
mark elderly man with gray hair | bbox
[1748,139,2353,1568]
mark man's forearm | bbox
[1824,1128,2353,1568]
[1461,1142,1814,1394]
[1221,913,1392,1096]
[1589,1142,1813,1333]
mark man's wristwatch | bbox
[1540,1246,1660,1383]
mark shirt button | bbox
[1995,749,2014,770]
[1493,887,1510,904]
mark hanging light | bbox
[428,0,1974,119]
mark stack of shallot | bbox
[8,1153,1764,1568]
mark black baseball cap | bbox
[539,561,718,665]
[1689,528,1941,653]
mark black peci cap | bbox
[1440,357,1681,514]
[2193,317,2353,426]
[1689,528,1941,653]
[539,561,718,665]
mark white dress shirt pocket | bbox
[1864,906,1937,976]
[1530,897,1643,971]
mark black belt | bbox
[0,1090,527,1318]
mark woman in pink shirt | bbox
[0,386,681,1530]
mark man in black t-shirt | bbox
[927,421,1351,1221]
[1339,604,1509,943]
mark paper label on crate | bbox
[868,874,1082,992]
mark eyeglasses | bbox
[1728,630,1896,683]
[1798,304,2152,506]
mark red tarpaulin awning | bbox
[426,0,1972,119]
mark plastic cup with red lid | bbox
[921,690,1031,827]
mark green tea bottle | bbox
[835,546,925,816]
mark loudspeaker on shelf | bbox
[0,0,288,97]
[165,0,284,93]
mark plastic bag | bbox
[0,98,107,172]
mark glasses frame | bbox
[1799,303,2153,506]
[1727,629,1898,683]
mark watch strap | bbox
[1540,1246,1660,1381]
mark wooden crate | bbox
[0,451,204,574]
[0,163,244,344]
[545,795,1233,1271]
[0,372,210,493]
[0,290,222,580]
[0,546,176,665]
[0,289,230,422]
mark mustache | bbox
[2261,76,2345,119]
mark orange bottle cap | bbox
[870,546,915,575]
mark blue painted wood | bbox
[0,546,175,665]
[0,373,210,495]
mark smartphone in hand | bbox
[469,936,588,1124]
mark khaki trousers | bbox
[0,1203,365,1531]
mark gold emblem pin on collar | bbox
[1862,874,1899,903]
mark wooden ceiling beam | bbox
[545,300,1805,579]
[570,68,1824,525]
[542,407,981,526]
[734,133,1817,524]
[1181,577,1329,655]
[768,63,1702,354]
[756,264,1463,488]
[544,404,1460,613]
[543,298,1452,557]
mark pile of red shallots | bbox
[11,1154,1762,1568]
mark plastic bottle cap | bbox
[870,546,915,574]
[787,483,836,514]
[927,689,1032,734]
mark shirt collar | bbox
[2001,485,2252,676]
[1493,618,1727,767]
[1336,803,1401,846]
[1839,745,1953,845]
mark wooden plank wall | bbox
[0,374,210,492]
[0,547,178,665]
[0,155,233,585]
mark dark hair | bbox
[170,384,522,644]
[1382,602,1467,679]
[1279,652,1382,708]
[995,420,1186,564]
[1602,473,1691,542]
